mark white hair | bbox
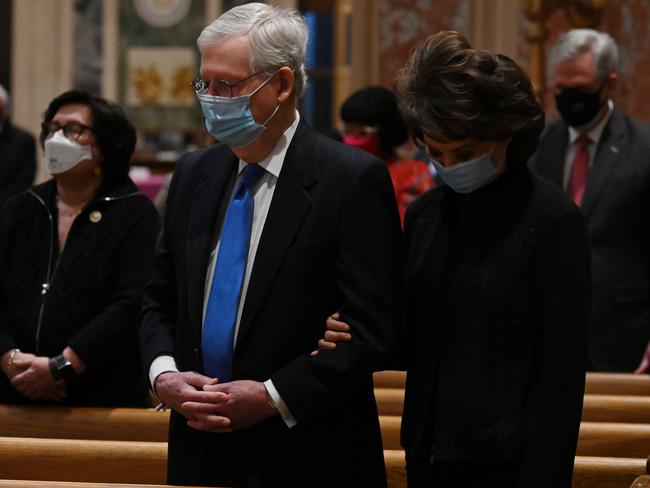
[198,3,309,99]
[0,83,9,113]
[549,29,620,83]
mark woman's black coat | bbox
[0,178,159,406]
[400,166,590,487]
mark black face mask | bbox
[555,86,605,128]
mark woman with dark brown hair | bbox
[319,31,589,487]
[0,90,159,406]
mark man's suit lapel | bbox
[581,107,626,218]
[186,148,238,345]
[235,121,317,349]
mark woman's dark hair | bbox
[395,31,545,166]
[40,90,136,184]
[340,86,409,158]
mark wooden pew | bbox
[572,456,648,488]
[374,371,650,397]
[586,374,650,396]
[0,435,642,488]
[0,483,206,488]
[375,388,404,416]
[380,415,401,450]
[630,476,650,487]
[383,449,648,488]
[0,405,169,442]
[0,437,166,484]
[578,423,650,458]
[380,417,650,458]
[5,405,650,458]
[582,396,650,424]
[384,449,406,488]
[374,370,406,389]
[375,389,650,422]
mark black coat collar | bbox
[29,177,141,211]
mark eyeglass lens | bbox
[192,71,264,98]
[44,122,88,141]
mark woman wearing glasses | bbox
[318,32,589,487]
[0,90,159,406]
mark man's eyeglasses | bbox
[191,71,270,98]
[42,121,94,141]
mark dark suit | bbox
[140,121,403,487]
[0,121,36,207]
[529,106,650,371]
[401,166,589,488]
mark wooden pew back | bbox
[0,405,169,442]
[373,371,650,397]
[0,437,166,484]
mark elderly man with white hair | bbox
[0,84,36,206]
[529,29,650,372]
[140,4,402,487]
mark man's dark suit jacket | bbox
[0,121,36,207]
[140,121,403,487]
[529,106,650,371]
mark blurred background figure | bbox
[0,83,36,207]
[340,86,434,224]
[320,31,589,488]
[529,29,650,372]
[0,90,159,406]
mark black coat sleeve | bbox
[0,198,18,356]
[270,160,404,424]
[517,206,590,487]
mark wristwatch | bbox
[49,354,76,382]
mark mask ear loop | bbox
[261,103,281,127]
[488,141,509,172]
[249,69,283,128]
[248,69,281,98]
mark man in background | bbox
[140,4,402,487]
[529,29,650,372]
[0,84,36,206]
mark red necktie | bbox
[567,134,590,206]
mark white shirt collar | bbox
[238,111,301,178]
[568,99,614,145]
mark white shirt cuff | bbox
[149,355,179,392]
[264,379,297,428]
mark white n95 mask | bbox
[44,130,93,175]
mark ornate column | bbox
[12,0,75,183]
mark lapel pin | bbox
[610,146,619,154]
[89,210,102,223]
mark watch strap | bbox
[50,354,76,382]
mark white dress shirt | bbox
[562,99,614,190]
[149,112,301,428]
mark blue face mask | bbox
[430,144,499,194]
[197,72,280,148]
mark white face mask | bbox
[430,143,499,194]
[44,130,93,175]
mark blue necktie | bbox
[202,163,265,381]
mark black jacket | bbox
[0,120,36,207]
[0,177,160,406]
[529,106,650,371]
[401,166,589,488]
[140,121,403,487]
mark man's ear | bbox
[603,72,618,98]
[276,67,295,103]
